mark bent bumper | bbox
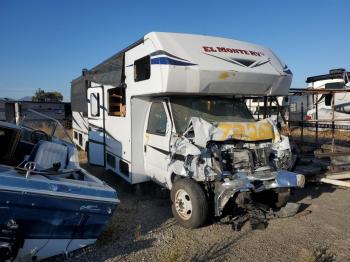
[214,171,305,216]
[262,171,305,190]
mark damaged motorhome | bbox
[71,32,304,228]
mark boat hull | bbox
[16,238,96,261]
[0,167,118,260]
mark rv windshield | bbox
[170,97,254,134]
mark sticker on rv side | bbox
[202,46,264,57]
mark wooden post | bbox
[287,97,291,130]
[315,94,318,145]
[301,101,304,145]
[275,96,280,119]
[331,93,335,152]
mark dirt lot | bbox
[287,127,350,147]
[47,155,350,262]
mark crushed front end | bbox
[170,117,304,217]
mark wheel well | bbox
[171,173,177,183]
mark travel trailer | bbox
[306,69,350,127]
[283,91,309,122]
[71,77,89,150]
[71,32,304,228]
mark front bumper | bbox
[262,170,305,190]
[214,171,305,216]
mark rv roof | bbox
[306,69,350,83]
[72,32,293,96]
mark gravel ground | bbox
[46,158,350,262]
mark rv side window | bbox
[147,102,167,136]
[90,93,100,117]
[134,56,150,82]
[325,82,344,89]
[79,133,82,146]
[325,94,333,106]
[108,87,126,117]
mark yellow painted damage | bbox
[218,71,230,80]
[217,119,275,142]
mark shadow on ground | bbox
[44,159,173,261]
[44,153,344,261]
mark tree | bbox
[32,88,63,102]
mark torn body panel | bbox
[170,117,303,216]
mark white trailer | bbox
[72,32,304,228]
[306,69,350,125]
[71,77,89,150]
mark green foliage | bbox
[32,88,63,102]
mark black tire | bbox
[170,178,208,228]
[275,188,291,208]
[252,188,290,209]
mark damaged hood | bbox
[185,117,280,147]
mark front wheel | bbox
[170,178,208,228]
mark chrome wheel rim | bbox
[174,189,192,220]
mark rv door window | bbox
[147,102,167,136]
[134,56,150,82]
[90,93,100,117]
[108,87,126,117]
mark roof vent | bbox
[329,68,345,74]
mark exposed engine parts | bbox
[169,117,304,221]
[216,142,288,174]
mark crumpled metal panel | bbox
[187,117,277,147]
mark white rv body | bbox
[72,32,303,228]
[306,69,350,126]
[72,111,88,150]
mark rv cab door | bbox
[144,101,172,184]
[87,87,105,166]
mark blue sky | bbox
[0,0,349,101]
